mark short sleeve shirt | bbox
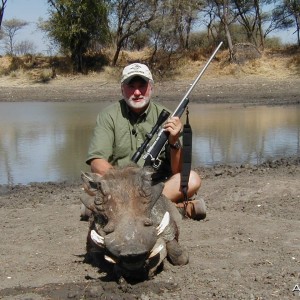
[86,99,172,178]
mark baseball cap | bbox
[121,63,153,84]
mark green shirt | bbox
[86,99,172,178]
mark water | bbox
[0,102,299,185]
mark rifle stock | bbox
[132,42,223,168]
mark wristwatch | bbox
[169,141,181,150]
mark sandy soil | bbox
[0,75,299,299]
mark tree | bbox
[15,40,37,55]
[285,0,300,45]
[109,0,158,66]
[46,0,110,73]
[0,0,8,28]
[1,18,29,55]
[201,0,236,58]
[232,0,274,49]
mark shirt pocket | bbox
[113,126,131,160]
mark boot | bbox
[176,198,206,221]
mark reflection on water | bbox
[0,102,299,184]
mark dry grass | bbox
[0,47,299,84]
[173,48,299,80]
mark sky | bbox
[1,0,297,55]
[2,0,49,54]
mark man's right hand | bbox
[90,158,113,176]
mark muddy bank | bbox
[0,157,299,299]
[0,74,300,299]
[0,76,300,105]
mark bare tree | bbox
[15,40,37,55]
[2,18,29,55]
[109,0,158,66]
[0,0,8,28]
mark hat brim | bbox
[122,74,152,84]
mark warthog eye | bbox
[103,222,115,233]
[144,218,153,226]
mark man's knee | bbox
[189,170,201,191]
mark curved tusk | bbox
[149,243,165,258]
[104,255,117,264]
[156,211,170,235]
[91,229,104,247]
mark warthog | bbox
[80,165,188,280]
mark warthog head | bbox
[80,165,178,278]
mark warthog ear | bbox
[138,167,154,197]
[81,171,101,188]
[81,172,110,196]
[138,167,164,202]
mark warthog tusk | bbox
[149,243,165,258]
[104,255,117,264]
[156,211,170,235]
[81,171,93,181]
[91,229,105,247]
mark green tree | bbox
[232,0,274,49]
[47,0,110,73]
[285,0,300,45]
[174,0,204,50]
[273,0,300,46]
[201,0,236,58]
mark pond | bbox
[0,102,299,185]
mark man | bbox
[85,63,205,220]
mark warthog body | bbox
[80,165,188,280]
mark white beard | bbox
[124,96,150,110]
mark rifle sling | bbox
[181,108,192,202]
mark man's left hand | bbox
[164,116,182,144]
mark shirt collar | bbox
[125,101,152,122]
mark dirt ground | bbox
[0,75,299,299]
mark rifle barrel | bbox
[142,41,223,167]
[172,41,223,117]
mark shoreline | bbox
[0,76,300,105]
[0,156,298,190]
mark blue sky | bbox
[2,0,296,55]
[3,0,49,53]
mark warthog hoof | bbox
[80,203,92,221]
[166,239,189,266]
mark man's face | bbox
[121,77,153,114]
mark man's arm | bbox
[90,158,113,176]
[163,116,182,174]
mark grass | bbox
[0,46,299,84]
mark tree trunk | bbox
[254,0,265,49]
[0,0,8,28]
[296,14,300,46]
[112,43,122,66]
[221,1,233,60]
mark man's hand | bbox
[163,116,182,144]
[90,158,113,176]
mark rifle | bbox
[131,41,223,168]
